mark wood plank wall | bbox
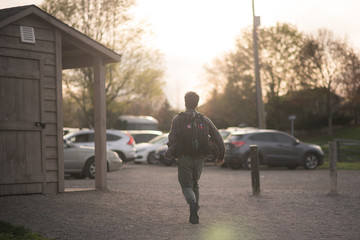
[0,15,60,195]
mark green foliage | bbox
[303,126,360,145]
[318,161,360,170]
[199,86,257,129]
[259,23,304,93]
[0,220,54,240]
[266,88,349,131]
[153,100,177,132]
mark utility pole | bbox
[252,0,266,129]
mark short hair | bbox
[184,91,199,109]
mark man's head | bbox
[184,91,199,109]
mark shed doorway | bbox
[0,56,46,193]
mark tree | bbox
[202,23,303,129]
[341,47,360,125]
[41,0,165,128]
[298,29,348,135]
[201,27,257,128]
[203,23,358,132]
[259,23,304,129]
[62,94,83,127]
[259,23,304,94]
[278,88,343,131]
[153,99,177,132]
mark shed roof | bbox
[0,4,121,69]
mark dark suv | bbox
[224,129,324,170]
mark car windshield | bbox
[229,134,244,141]
[219,130,231,139]
[149,134,168,144]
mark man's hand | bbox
[216,158,224,166]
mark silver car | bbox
[124,130,162,144]
[64,140,123,179]
[64,129,136,162]
[224,129,324,170]
[134,133,169,164]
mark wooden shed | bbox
[0,5,121,195]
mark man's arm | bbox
[167,115,178,148]
[164,115,179,160]
[206,117,225,162]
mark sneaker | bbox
[189,201,199,224]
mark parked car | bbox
[63,140,123,179]
[220,127,258,140]
[224,129,324,170]
[154,144,176,166]
[154,135,221,166]
[219,129,232,140]
[134,133,169,164]
[63,127,88,136]
[124,130,162,144]
[63,129,136,162]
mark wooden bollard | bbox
[329,141,338,195]
[250,145,260,195]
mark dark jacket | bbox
[166,109,225,160]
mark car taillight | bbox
[126,133,135,146]
[231,141,245,147]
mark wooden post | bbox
[55,29,64,193]
[93,56,107,190]
[250,145,260,195]
[329,141,338,195]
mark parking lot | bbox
[1,163,360,239]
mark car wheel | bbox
[229,157,242,170]
[303,153,319,170]
[242,154,251,170]
[116,151,126,163]
[147,152,159,164]
[85,158,96,179]
[220,162,228,168]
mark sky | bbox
[1,0,360,109]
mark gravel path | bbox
[0,163,360,240]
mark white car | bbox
[64,140,123,179]
[64,129,136,162]
[124,130,162,143]
[134,133,169,164]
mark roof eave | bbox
[0,5,122,63]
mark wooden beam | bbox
[93,56,107,190]
[0,5,121,63]
[62,55,93,69]
[39,58,47,194]
[62,49,85,58]
[55,29,64,193]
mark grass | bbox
[302,126,360,170]
[0,220,55,240]
[302,126,360,145]
[318,161,360,170]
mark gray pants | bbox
[178,154,204,205]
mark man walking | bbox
[165,91,225,224]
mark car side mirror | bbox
[64,140,74,148]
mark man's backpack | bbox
[177,112,209,155]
